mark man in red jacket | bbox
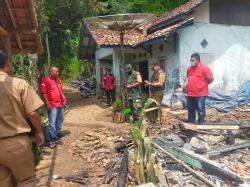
[102,67,116,105]
[40,67,66,147]
[186,53,214,124]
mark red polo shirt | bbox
[102,74,115,91]
[187,63,213,97]
[40,76,66,108]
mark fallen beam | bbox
[206,141,250,156]
[116,149,129,187]
[182,122,239,131]
[152,138,243,183]
[178,148,243,183]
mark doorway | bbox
[139,61,149,93]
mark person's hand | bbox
[124,85,131,90]
[46,105,51,112]
[35,131,45,145]
[144,80,150,87]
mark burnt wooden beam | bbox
[177,148,243,183]
[206,141,250,156]
[116,149,129,187]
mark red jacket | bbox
[40,76,66,108]
[102,74,115,91]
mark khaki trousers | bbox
[152,91,164,122]
[0,134,36,187]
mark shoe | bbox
[49,143,57,149]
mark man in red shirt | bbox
[40,67,66,147]
[102,67,116,105]
[186,53,214,124]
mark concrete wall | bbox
[179,22,250,94]
[148,36,180,93]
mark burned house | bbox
[79,0,250,96]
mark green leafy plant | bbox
[112,97,122,113]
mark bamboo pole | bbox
[45,33,51,68]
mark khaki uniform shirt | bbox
[0,71,44,139]
[150,68,166,93]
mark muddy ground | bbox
[37,87,130,187]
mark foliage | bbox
[112,96,122,113]
[12,54,34,85]
[108,0,189,15]
[36,0,107,80]
[35,0,189,81]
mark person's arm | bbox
[22,81,45,145]
[208,78,214,84]
[43,94,50,111]
[148,71,165,88]
[204,66,214,84]
[125,74,142,89]
[40,78,50,110]
[27,111,44,145]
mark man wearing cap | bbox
[0,50,44,186]
[124,64,142,121]
[102,67,116,105]
[144,61,166,104]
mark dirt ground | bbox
[37,87,130,187]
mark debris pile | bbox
[150,121,250,187]
[68,129,135,186]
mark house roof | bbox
[145,0,205,33]
[0,0,43,54]
[79,0,205,59]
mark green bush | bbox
[68,57,83,80]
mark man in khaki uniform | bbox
[144,62,166,121]
[144,61,166,104]
[0,50,44,187]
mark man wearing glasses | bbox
[186,53,214,124]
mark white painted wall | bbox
[179,22,250,94]
[148,37,180,93]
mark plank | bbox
[182,122,239,131]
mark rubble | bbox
[65,128,135,186]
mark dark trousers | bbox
[105,89,115,104]
[187,96,206,124]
